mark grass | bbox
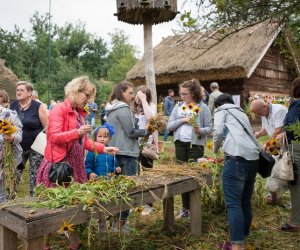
[15,137,300,250]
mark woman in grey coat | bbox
[0,105,23,201]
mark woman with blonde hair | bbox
[37,76,118,250]
[9,81,48,196]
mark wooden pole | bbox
[143,14,157,106]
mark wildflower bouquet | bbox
[145,113,167,134]
[0,118,17,196]
[265,138,280,156]
[182,103,201,147]
[186,103,201,128]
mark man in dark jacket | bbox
[163,89,175,141]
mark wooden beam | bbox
[163,197,174,232]
[189,189,202,236]
[0,225,17,250]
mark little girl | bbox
[85,123,121,180]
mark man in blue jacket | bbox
[163,89,175,141]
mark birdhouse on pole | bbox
[115,0,178,105]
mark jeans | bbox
[115,155,138,220]
[163,129,169,142]
[222,155,258,245]
[175,140,204,209]
[116,155,138,176]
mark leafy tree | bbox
[80,37,109,79]
[106,30,138,83]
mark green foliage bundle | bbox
[29,175,136,211]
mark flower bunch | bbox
[0,119,17,135]
[265,138,280,156]
[182,103,201,128]
[0,118,17,197]
[84,105,90,115]
[145,113,167,134]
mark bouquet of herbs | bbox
[0,118,17,196]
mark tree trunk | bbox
[143,14,157,106]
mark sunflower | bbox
[193,106,201,113]
[134,207,144,213]
[58,220,75,234]
[83,105,90,115]
[206,141,213,151]
[182,106,186,111]
[188,103,194,109]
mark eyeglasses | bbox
[179,92,191,96]
[81,91,91,99]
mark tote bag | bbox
[31,128,47,155]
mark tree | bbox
[106,30,138,83]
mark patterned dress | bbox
[36,111,87,187]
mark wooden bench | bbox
[0,174,211,250]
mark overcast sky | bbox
[0,0,192,55]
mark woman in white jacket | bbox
[213,94,260,250]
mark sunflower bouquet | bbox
[182,103,201,147]
[0,118,17,197]
[186,103,201,128]
[265,138,280,156]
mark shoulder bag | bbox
[48,114,73,184]
[272,133,294,181]
[31,127,47,155]
[226,109,275,178]
[142,143,159,160]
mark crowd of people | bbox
[1,75,300,250]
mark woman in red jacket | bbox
[36,76,118,250]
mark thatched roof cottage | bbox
[0,59,18,101]
[126,20,300,104]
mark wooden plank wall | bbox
[244,46,294,96]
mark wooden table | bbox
[0,174,211,250]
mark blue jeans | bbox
[115,155,138,220]
[222,156,258,245]
[116,155,138,176]
[163,129,169,142]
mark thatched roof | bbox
[0,59,18,101]
[126,20,284,85]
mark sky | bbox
[0,0,192,55]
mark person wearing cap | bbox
[85,123,121,180]
[208,82,222,117]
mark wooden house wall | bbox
[243,46,294,98]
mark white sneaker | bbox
[141,205,154,216]
[176,208,190,219]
